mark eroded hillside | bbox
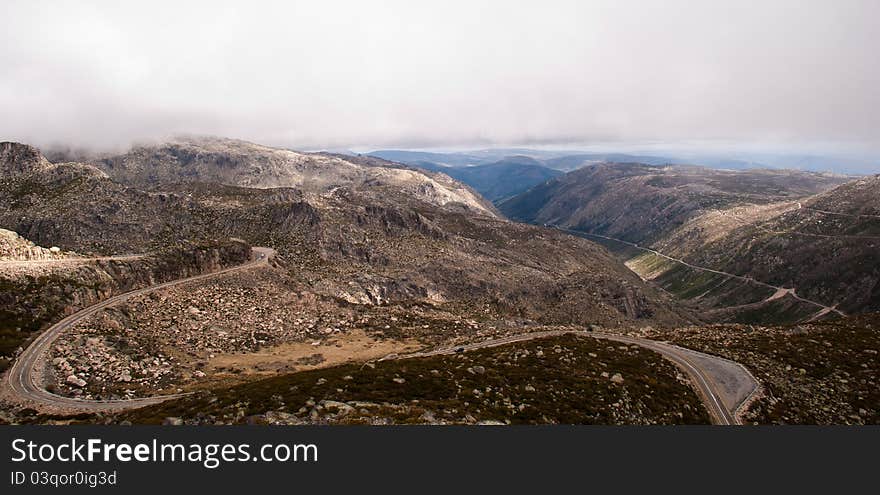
[500,162,877,324]
[499,162,848,244]
[0,139,697,420]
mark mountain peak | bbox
[0,141,52,177]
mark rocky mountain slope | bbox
[499,163,848,244]
[2,138,876,425]
[1,141,60,178]
[0,139,693,382]
[93,137,495,217]
[0,142,327,254]
[0,237,251,371]
[0,138,707,423]
[0,228,66,261]
[498,163,876,323]
[651,175,880,316]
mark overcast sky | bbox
[2,0,878,154]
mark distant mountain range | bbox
[364,148,875,208]
[366,150,686,204]
[412,156,563,203]
[368,146,880,322]
[367,148,878,174]
[497,161,879,323]
[2,137,878,426]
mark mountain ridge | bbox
[499,162,875,322]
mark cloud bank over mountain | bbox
[2,0,878,153]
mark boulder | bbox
[321,400,355,415]
[66,374,87,387]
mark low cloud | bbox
[2,0,878,153]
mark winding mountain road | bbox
[3,247,274,413]
[721,202,880,240]
[562,228,846,319]
[395,330,759,425]
[4,244,758,424]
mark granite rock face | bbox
[0,228,66,261]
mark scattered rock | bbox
[321,400,355,415]
[66,374,86,387]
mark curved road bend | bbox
[560,228,846,319]
[4,247,274,413]
[395,330,760,425]
[6,245,758,424]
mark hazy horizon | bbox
[3,1,879,160]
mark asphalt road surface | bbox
[3,247,274,413]
[562,227,845,319]
[5,245,758,424]
[398,330,760,425]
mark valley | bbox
[1,139,877,425]
[3,3,878,489]
[500,162,878,324]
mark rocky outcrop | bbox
[0,147,317,255]
[0,239,252,369]
[0,142,53,177]
[0,140,694,380]
[94,137,496,217]
[0,229,65,261]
